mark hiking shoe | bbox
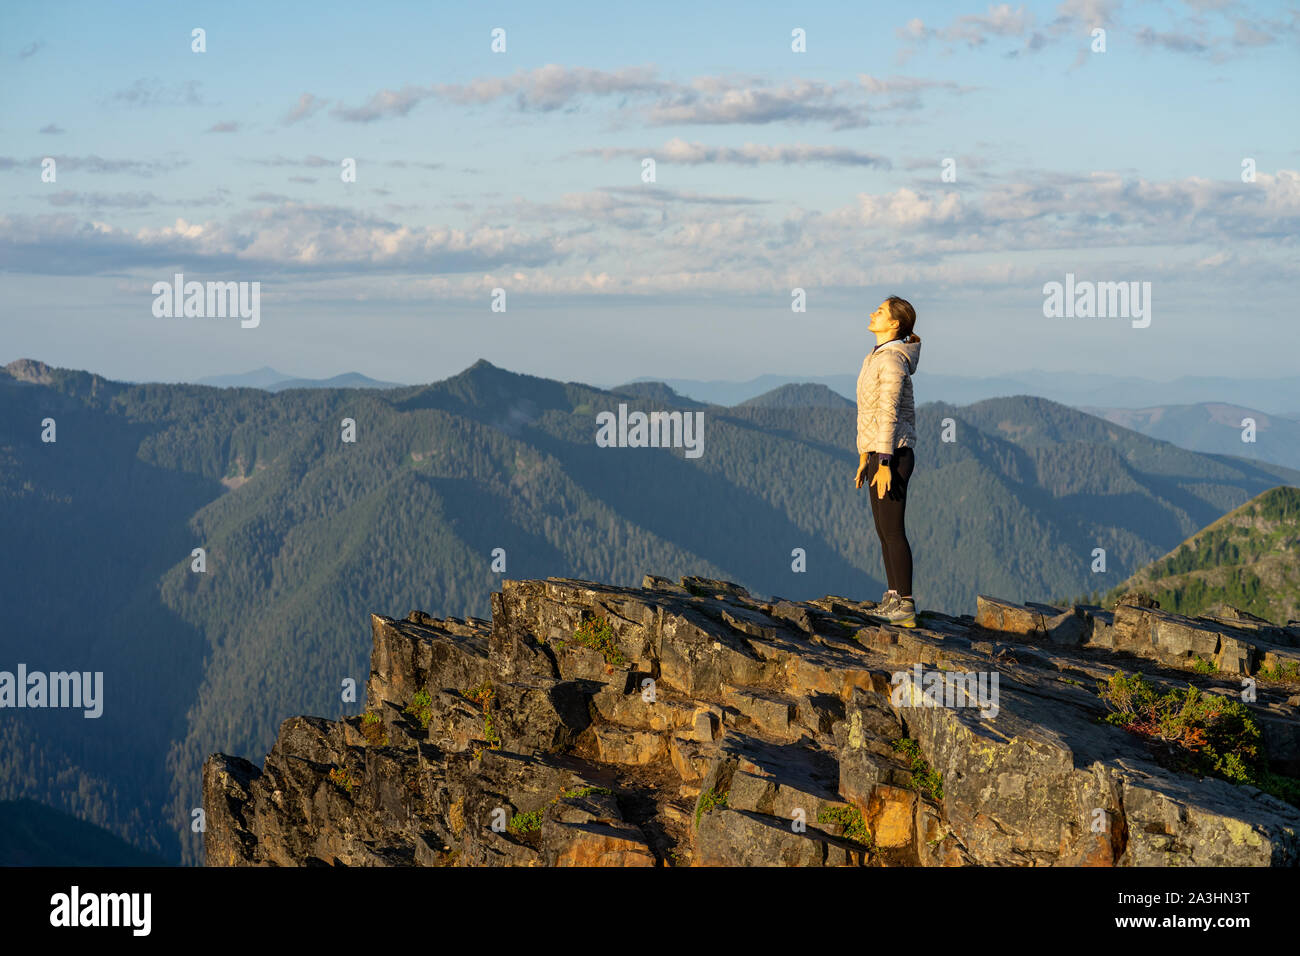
[880,597,917,628]
[876,589,900,614]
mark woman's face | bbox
[868,300,896,335]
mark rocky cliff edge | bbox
[203,576,1300,866]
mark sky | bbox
[1,0,1297,387]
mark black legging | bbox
[867,447,914,597]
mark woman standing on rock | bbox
[854,297,921,627]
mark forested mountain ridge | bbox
[737,383,854,409]
[2,356,1296,864]
[0,799,170,866]
[1106,486,1300,625]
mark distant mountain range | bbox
[194,367,406,391]
[3,355,1298,866]
[1081,403,1300,472]
[167,365,1300,417]
[619,379,1300,472]
[626,370,1300,416]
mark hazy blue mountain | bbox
[633,370,1300,415]
[1079,404,1300,472]
[267,372,406,391]
[195,368,406,391]
[195,366,294,388]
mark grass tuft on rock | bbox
[694,787,728,828]
[892,737,944,802]
[817,804,873,846]
[571,616,627,667]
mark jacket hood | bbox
[880,333,921,374]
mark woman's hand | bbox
[854,453,869,489]
[871,462,892,499]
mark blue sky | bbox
[1,0,1297,386]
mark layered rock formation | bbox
[203,577,1300,867]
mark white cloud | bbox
[3,171,1294,299]
[579,138,890,168]
[282,93,328,125]
[318,65,965,129]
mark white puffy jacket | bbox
[856,334,921,456]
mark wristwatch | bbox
[879,453,892,466]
